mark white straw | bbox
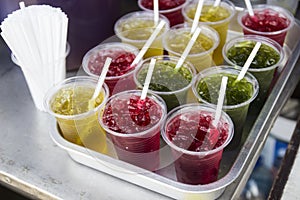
[190,0,204,34]
[140,58,156,100]
[130,20,166,67]
[212,76,228,127]
[213,0,221,7]
[175,27,201,70]
[244,0,255,17]
[91,57,112,100]
[153,0,159,26]
[236,42,261,81]
[19,2,25,9]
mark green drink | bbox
[223,35,284,105]
[192,66,259,148]
[182,0,235,65]
[134,56,196,112]
[44,76,109,154]
[162,25,219,72]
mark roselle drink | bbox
[138,0,187,26]
[163,25,219,72]
[134,56,196,111]
[162,104,234,185]
[83,42,139,96]
[182,0,235,65]
[238,4,294,46]
[44,76,109,154]
[114,11,170,58]
[99,90,167,171]
[223,35,283,105]
[193,66,259,148]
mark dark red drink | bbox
[83,42,139,96]
[162,104,233,184]
[138,0,187,26]
[100,90,167,171]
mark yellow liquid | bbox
[187,5,231,65]
[165,31,215,72]
[51,86,107,154]
[118,19,165,58]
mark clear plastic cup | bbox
[82,42,140,96]
[134,55,196,112]
[192,66,259,149]
[99,90,167,171]
[162,103,234,185]
[162,25,219,73]
[182,0,236,65]
[44,76,109,154]
[223,35,284,105]
[138,0,188,27]
[237,4,295,46]
[114,11,170,59]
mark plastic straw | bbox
[236,42,261,81]
[175,27,201,70]
[212,76,228,127]
[190,0,204,34]
[244,0,255,17]
[153,0,159,26]
[213,0,221,7]
[140,58,156,100]
[130,20,166,67]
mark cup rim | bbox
[237,4,295,36]
[138,0,189,14]
[162,25,220,57]
[133,55,196,95]
[182,0,236,26]
[44,76,109,120]
[161,103,234,156]
[114,11,170,44]
[222,35,284,72]
[192,66,259,110]
[82,42,140,80]
[98,90,167,138]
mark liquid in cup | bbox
[44,76,109,154]
[114,11,170,58]
[99,90,167,171]
[82,42,139,96]
[162,104,234,185]
[138,0,188,26]
[162,25,219,73]
[238,4,294,46]
[192,66,259,149]
[182,0,236,65]
[223,35,283,105]
[134,56,196,112]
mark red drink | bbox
[83,42,139,96]
[138,0,187,26]
[99,90,167,171]
[162,104,233,185]
[238,5,294,46]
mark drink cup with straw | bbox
[161,78,234,184]
[44,58,112,154]
[99,58,167,171]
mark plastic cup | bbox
[223,35,284,105]
[99,90,167,171]
[162,25,219,73]
[182,0,236,65]
[237,4,295,46]
[192,66,259,149]
[134,55,196,112]
[44,76,109,154]
[162,103,234,185]
[114,11,170,59]
[138,0,188,27]
[82,42,140,96]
